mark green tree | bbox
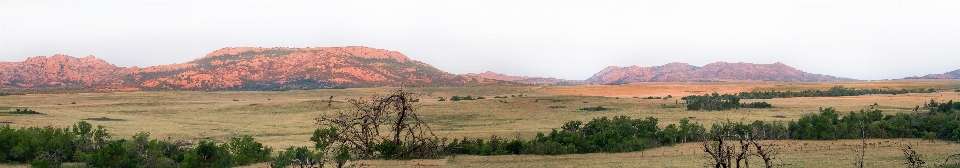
[226,136,272,166]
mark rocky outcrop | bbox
[463,71,585,85]
[1,46,510,91]
[587,62,855,84]
[905,69,960,79]
[0,55,129,88]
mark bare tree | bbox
[939,153,960,167]
[702,134,734,168]
[316,89,442,159]
[748,125,782,168]
[702,121,786,168]
[899,145,925,168]
[851,117,867,168]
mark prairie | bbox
[1,80,959,167]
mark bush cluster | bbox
[450,95,479,101]
[450,101,960,157]
[449,117,710,155]
[789,107,960,141]
[682,93,741,111]
[7,108,41,114]
[740,102,772,108]
[0,121,272,167]
[738,86,935,99]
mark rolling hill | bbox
[586,62,856,84]
[0,46,507,91]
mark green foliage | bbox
[0,124,77,165]
[88,140,137,168]
[449,116,707,156]
[181,140,231,168]
[311,126,338,150]
[273,146,321,168]
[682,93,741,111]
[0,93,24,96]
[376,140,397,158]
[450,95,476,101]
[8,108,41,114]
[787,107,960,141]
[0,121,267,167]
[579,106,609,111]
[738,86,935,99]
[927,99,960,114]
[740,102,772,108]
[226,136,272,166]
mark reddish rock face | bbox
[1,46,504,91]
[906,69,960,79]
[587,62,855,84]
[0,55,128,88]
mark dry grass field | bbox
[2,80,960,167]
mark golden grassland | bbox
[1,80,960,167]
[352,139,959,168]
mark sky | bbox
[2,0,959,80]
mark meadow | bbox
[2,80,960,167]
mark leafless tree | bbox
[316,89,442,159]
[748,125,783,168]
[703,121,785,168]
[899,145,925,168]
[851,118,867,168]
[938,153,960,167]
[703,134,734,168]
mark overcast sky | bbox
[2,0,959,80]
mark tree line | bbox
[0,121,273,167]
[737,86,935,99]
[681,93,772,111]
[449,104,960,156]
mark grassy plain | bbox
[1,80,959,167]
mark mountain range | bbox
[0,46,508,91]
[0,46,954,92]
[904,69,960,79]
[586,62,855,83]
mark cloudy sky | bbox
[2,0,959,80]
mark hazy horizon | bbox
[3,0,959,80]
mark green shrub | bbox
[181,140,231,168]
[226,136,272,166]
[8,108,41,114]
[740,102,772,108]
[273,146,321,168]
[88,140,137,167]
[579,106,608,111]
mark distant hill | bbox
[0,46,510,91]
[905,69,960,79]
[463,71,586,85]
[586,62,856,84]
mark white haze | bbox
[2,0,959,80]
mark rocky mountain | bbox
[0,55,132,88]
[1,46,508,91]
[587,62,856,84]
[463,71,585,85]
[904,69,960,79]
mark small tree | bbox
[316,89,442,159]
